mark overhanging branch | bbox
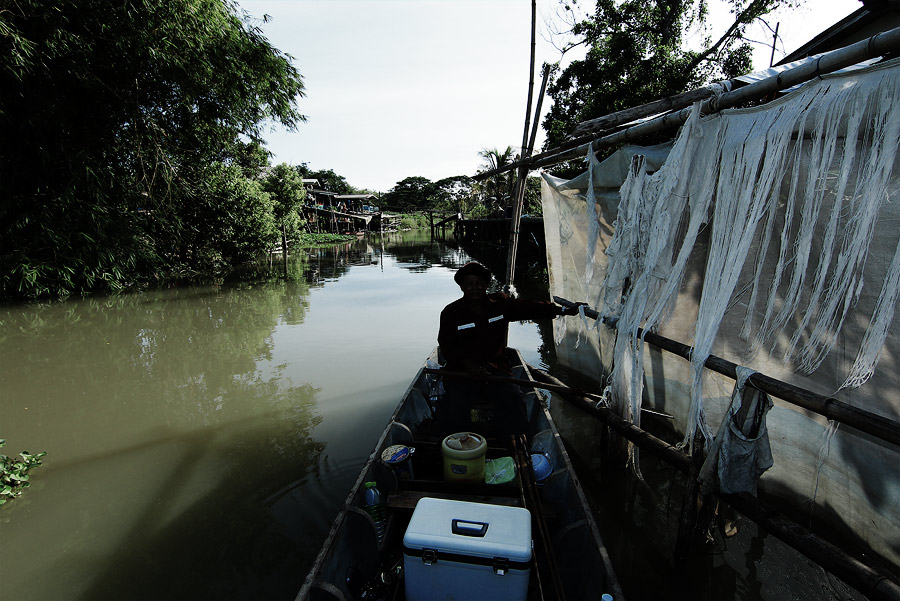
[473,26,900,181]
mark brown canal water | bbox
[0,231,554,600]
[1,230,856,601]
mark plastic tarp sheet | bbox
[542,58,900,570]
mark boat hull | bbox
[297,347,621,601]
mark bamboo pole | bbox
[506,65,551,288]
[474,79,729,181]
[553,297,900,447]
[504,167,528,288]
[519,0,537,160]
[572,81,730,137]
[527,65,550,155]
[514,433,566,600]
[769,22,780,68]
[504,0,538,290]
[527,367,900,601]
[424,368,694,471]
[475,26,900,180]
[723,491,900,601]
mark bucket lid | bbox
[381,444,410,463]
[444,432,484,451]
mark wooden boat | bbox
[297,347,622,601]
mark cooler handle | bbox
[451,519,488,537]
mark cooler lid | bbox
[403,498,532,562]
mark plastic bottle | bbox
[364,481,387,544]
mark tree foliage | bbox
[476,147,517,210]
[264,163,307,253]
[294,165,355,195]
[380,177,435,211]
[265,164,307,222]
[0,0,306,299]
[430,176,475,214]
[543,0,796,152]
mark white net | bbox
[542,57,900,568]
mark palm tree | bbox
[477,146,518,213]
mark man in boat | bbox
[437,261,576,437]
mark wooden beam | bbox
[724,491,900,601]
[552,297,900,447]
[474,26,900,180]
[572,82,729,136]
[528,367,900,601]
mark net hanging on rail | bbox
[545,57,900,439]
[541,58,900,567]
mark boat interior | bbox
[301,348,618,601]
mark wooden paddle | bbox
[423,367,674,419]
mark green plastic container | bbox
[485,457,516,484]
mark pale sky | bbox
[237,0,862,192]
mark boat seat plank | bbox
[386,490,522,510]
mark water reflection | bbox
[0,231,865,601]
[0,231,547,601]
[0,272,332,600]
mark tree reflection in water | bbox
[0,231,540,601]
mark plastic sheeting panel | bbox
[542,58,900,570]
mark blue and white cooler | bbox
[403,497,532,601]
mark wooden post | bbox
[769,22,780,68]
[674,430,706,565]
[281,222,288,274]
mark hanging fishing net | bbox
[542,57,900,568]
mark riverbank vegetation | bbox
[0,0,312,301]
[0,440,46,507]
[8,0,763,301]
[0,0,531,302]
[378,155,542,218]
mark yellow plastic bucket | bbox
[442,432,487,482]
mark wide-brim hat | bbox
[454,261,492,285]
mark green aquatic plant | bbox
[0,440,46,507]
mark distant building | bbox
[335,194,379,214]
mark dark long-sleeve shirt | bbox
[438,293,561,373]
